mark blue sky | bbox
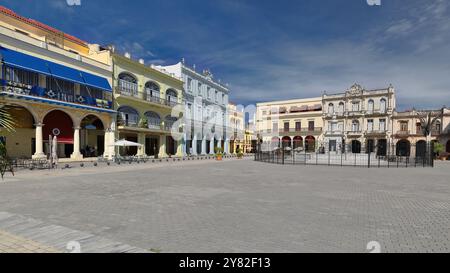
[1,0,449,110]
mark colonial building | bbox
[111,52,184,157]
[391,108,450,157]
[0,6,115,160]
[158,61,230,155]
[322,84,396,155]
[228,103,245,153]
[256,97,323,152]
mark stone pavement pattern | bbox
[0,158,449,253]
[0,229,58,253]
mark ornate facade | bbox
[322,84,396,155]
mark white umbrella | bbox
[110,139,143,147]
[110,139,143,158]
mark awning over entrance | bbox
[0,46,112,92]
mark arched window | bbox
[166,89,178,106]
[434,120,441,134]
[145,111,161,129]
[380,98,387,113]
[352,120,360,132]
[145,81,160,103]
[367,100,374,113]
[118,73,138,96]
[117,106,139,126]
[328,103,334,115]
[338,102,344,115]
[165,115,178,131]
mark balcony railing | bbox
[278,127,323,133]
[396,130,410,135]
[116,86,180,107]
[0,81,112,109]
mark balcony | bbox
[396,130,410,136]
[325,130,344,136]
[116,86,180,108]
[117,120,183,133]
[278,127,323,135]
[365,130,388,135]
[0,81,112,110]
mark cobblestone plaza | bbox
[0,158,449,253]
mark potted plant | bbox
[215,147,223,161]
[139,118,148,129]
[237,148,244,159]
[434,143,446,160]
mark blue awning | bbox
[0,46,112,92]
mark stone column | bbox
[224,139,230,154]
[137,133,145,156]
[32,123,46,159]
[192,134,198,155]
[71,127,83,160]
[158,135,167,158]
[182,134,187,156]
[176,139,183,157]
[218,139,222,149]
[209,137,215,154]
[201,137,206,155]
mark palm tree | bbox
[0,104,15,131]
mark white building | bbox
[157,61,230,155]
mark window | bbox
[416,122,422,134]
[118,73,138,95]
[215,91,219,102]
[338,102,344,115]
[328,103,334,115]
[145,82,160,99]
[352,120,360,132]
[145,111,161,129]
[295,122,301,131]
[187,78,192,92]
[380,119,386,131]
[352,102,360,112]
[3,66,39,86]
[308,121,315,131]
[46,77,74,94]
[80,86,103,99]
[400,121,408,132]
[434,121,441,134]
[367,100,374,113]
[380,99,387,113]
[207,87,211,99]
[284,122,290,132]
[198,83,202,96]
[272,122,278,132]
[367,119,374,132]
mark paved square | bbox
[0,158,449,253]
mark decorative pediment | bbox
[347,84,363,96]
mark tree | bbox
[0,104,15,179]
[416,109,443,141]
[0,104,15,131]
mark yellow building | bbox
[256,97,323,152]
[0,6,115,161]
[112,52,184,157]
[227,103,245,153]
[391,108,450,157]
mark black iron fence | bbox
[254,144,434,168]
